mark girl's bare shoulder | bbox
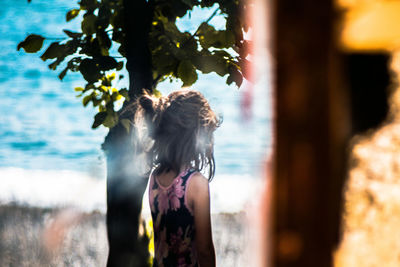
[187,172,210,207]
[188,172,209,190]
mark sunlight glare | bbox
[339,1,400,51]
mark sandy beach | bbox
[0,204,249,267]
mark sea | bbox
[0,0,271,213]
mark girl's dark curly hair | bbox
[135,90,221,180]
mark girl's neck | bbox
[156,169,179,188]
[155,166,191,187]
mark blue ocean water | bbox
[0,0,271,180]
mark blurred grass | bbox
[0,204,248,267]
[0,204,108,267]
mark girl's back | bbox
[149,168,198,266]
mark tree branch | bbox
[44,36,66,41]
[152,74,162,88]
[151,7,220,89]
[183,7,220,46]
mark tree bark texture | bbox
[272,0,350,266]
[105,1,154,266]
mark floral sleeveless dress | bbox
[149,169,198,267]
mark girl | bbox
[137,90,220,267]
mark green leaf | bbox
[111,92,122,101]
[153,53,177,77]
[92,111,107,129]
[80,37,102,57]
[48,57,65,70]
[92,98,101,107]
[222,30,236,47]
[116,61,123,71]
[103,111,118,128]
[171,0,190,18]
[119,88,130,101]
[107,72,115,81]
[48,60,59,70]
[101,76,112,87]
[198,23,235,49]
[181,0,196,8]
[63,30,82,38]
[160,5,175,21]
[227,66,243,87]
[112,30,124,43]
[58,67,68,80]
[81,14,97,35]
[153,88,162,98]
[194,53,227,76]
[40,42,65,61]
[97,31,111,50]
[161,19,186,47]
[102,93,111,103]
[80,0,98,10]
[226,15,244,43]
[177,60,197,87]
[74,87,84,92]
[213,50,233,60]
[79,58,101,83]
[96,56,118,70]
[64,39,79,55]
[17,34,45,53]
[181,36,197,54]
[110,9,123,29]
[66,57,82,72]
[97,5,111,29]
[66,9,80,22]
[101,73,115,87]
[85,83,96,90]
[82,94,93,107]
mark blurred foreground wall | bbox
[271,0,349,266]
[270,0,394,266]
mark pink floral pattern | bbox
[156,176,185,214]
[149,169,198,267]
[170,227,183,253]
[169,177,185,211]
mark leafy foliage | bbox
[66,9,80,21]
[17,34,45,53]
[18,0,250,129]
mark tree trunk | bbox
[272,0,350,266]
[104,1,153,266]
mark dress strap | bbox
[181,168,197,180]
